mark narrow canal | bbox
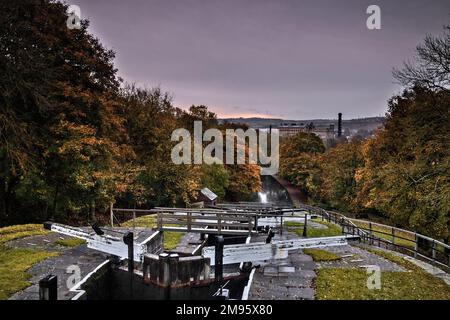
[251,175,293,206]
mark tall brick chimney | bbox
[338,113,342,137]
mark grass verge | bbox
[122,215,185,251]
[315,248,450,300]
[54,238,86,247]
[285,220,342,238]
[303,249,341,262]
[0,224,58,300]
[0,224,49,245]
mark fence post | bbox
[341,218,345,234]
[369,222,373,245]
[157,211,162,230]
[391,227,395,245]
[432,240,436,260]
[303,213,308,238]
[110,202,114,227]
[217,213,222,234]
[187,212,192,232]
[280,216,283,236]
[414,234,418,258]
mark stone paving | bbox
[248,232,317,300]
[6,218,449,300]
[7,227,156,300]
[314,244,405,272]
[10,244,108,300]
[246,217,414,301]
[403,256,450,286]
[172,233,203,255]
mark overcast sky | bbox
[73,0,450,119]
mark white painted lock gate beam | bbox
[45,222,359,265]
[203,235,359,265]
[45,222,156,262]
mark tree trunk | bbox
[50,183,59,221]
[1,176,19,224]
[90,199,96,222]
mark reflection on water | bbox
[252,176,292,206]
[258,192,268,203]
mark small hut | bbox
[196,187,218,206]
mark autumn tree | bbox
[356,87,449,240]
[120,86,201,208]
[0,0,128,223]
[200,163,229,200]
[0,0,268,225]
[279,132,325,195]
[317,140,364,212]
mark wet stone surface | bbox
[248,233,317,300]
[10,244,109,300]
[172,233,203,255]
[8,227,156,300]
[314,244,406,272]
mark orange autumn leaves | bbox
[280,88,449,241]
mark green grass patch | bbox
[122,215,157,228]
[0,246,58,300]
[0,224,49,245]
[0,224,58,299]
[303,249,341,262]
[163,232,185,251]
[122,215,184,251]
[285,220,342,238]
[54,238,86,247]
[315,247,450,300]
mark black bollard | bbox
[303,214,308,238]
[266,228,275,243]
[123,231,134,299]
[215,235,224,286]
[39,275,57,300]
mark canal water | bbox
[251,175,292,206]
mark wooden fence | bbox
[110,203,449,271]
[153,208,256,236]
[295,204,450,271]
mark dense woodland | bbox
[0,1,448,243]
[280,27,450,241]
[0,1,261,226]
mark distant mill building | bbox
[277,113,343,140]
